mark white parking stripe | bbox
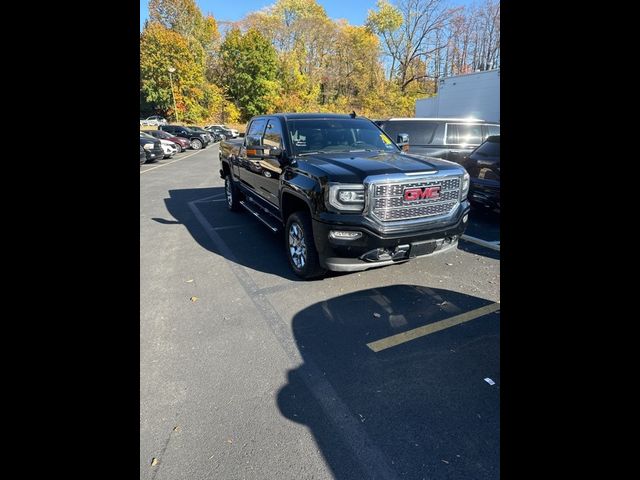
[461,234,500,251]
[192,195,225,203]
[140,150,204,174]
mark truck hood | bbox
[298,150,464,182]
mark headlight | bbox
[143,143,154,150]
[328,184,365,212]
[461,171,470,200]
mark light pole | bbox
[168,67,179,123]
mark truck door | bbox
[239,118,268,193]
[259,119,285,206]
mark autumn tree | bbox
[140,22,225,123]
[149,0,219,51]
[141,0,499,123]
[219,28,279,120]
[367,0,458,93]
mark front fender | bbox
[280,172,323,217]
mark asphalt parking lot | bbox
[140,144,500,480]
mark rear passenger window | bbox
[379,121,440,145]
[447,124,483,145]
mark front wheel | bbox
[285,212,326,280]
[190,138,203,150]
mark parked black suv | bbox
[205,125,228,141]
[139,133,163,163]
[220,113,470,279]
[460,135,500,211]
[376,118,499,165]
[159,125,211,150]
[186,126,215,145]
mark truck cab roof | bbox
[253,113,355,121]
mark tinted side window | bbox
[264,119,283,148]
[246,119,267,147]
[380,121,440,145]
[447,124,483,145]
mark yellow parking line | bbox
[366,302,500,353]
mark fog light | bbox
[463,214,468,223]
[329,230,362,240]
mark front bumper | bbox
[145,148,163,161]
[313,202,470,272]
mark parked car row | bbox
[146,129,190,152]
[158,125,213,150]
[139,123,227,165]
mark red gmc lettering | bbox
[404,186,441,201]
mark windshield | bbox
[140,132,154,139]
[287,118,399,155]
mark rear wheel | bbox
[285,211,326,280]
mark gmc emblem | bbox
[403,186,441,201]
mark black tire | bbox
[285,211,326,280]
[190,138,203,150]
[224,175,242,212]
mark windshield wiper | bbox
[298,151,332,156]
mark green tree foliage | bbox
[219,28,279,120]
[140,21,226,123]
[149,0,219,51]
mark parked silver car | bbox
[140,115,167,126]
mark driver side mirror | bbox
[246,146,283,159]
[396,133,410,152]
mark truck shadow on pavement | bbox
[158,187,500,277]
[159,187,307,281]
[277,285,500,480]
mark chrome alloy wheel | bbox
[225,177,233,207]
[288,222,307,269]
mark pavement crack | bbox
[149,425,179,480]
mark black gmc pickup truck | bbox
[219,113,470,279]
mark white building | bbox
[415,69,500,123]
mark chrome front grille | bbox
[369,176,461,222]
